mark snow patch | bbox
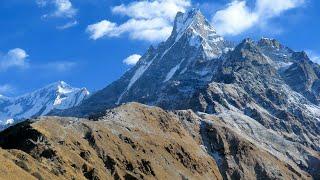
[117,54,158,105]
[5,119,14,125]
[278,62,293,69]
[305,105,320,121]
[163,61,183,82]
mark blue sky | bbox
[0,0,319,96]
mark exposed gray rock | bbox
[52,9,320,174]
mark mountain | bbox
[55,9,234,116]
[0,103,317,179]
[56,9,319,150]
[2,9,319,179]
[47,9,320,178]
[0,81,89,129]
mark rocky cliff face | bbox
[1,103,318,179]
[55,10,319,152]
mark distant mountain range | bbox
[0,9,319,180]
[0,81,89,129]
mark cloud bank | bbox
[86,0,191,42]
[212,0,305,36]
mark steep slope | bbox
[258,38,320,104]
[55,8,234,117]
[282,56,320,104]
[194,39,320,150]
[0,81,89,129]
[196,111,320,179]
[0,148,39,180]
[0,103,222,180]
[55,10,320,150]
[1,103,317,179]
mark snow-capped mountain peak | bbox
[42,81,75,94]
[56,9,234,116]
[0,81,89,129]
[171,8,224,48]
[157,9,231,61]
[173,9,215,36]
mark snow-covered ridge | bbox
[174,9,218,41]
[0,81,89,128]
[171,9,229,59]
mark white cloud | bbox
[212,1,258,36]
[111,0,190,21]
[255,0,304,17]
[53,0,77,18]
[306,50,320,64]
[87,20,119,40]
[86,0,191,42]
[212,0,304,36]
[123,54,142,65]
[56,20,78,30]
[37,0,77,18]
[0,48,29,71]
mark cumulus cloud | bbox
[53,0,77,18]
[111,0,190,21]
[255,0,304,17]
[212,1,258,36]
[212,0,304,36]
[37,0,77,19]
[0,48,29,71]
[123,54,142,65]
[87,20,119,40]
[37,0,78,29]
[86,0,191,42]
